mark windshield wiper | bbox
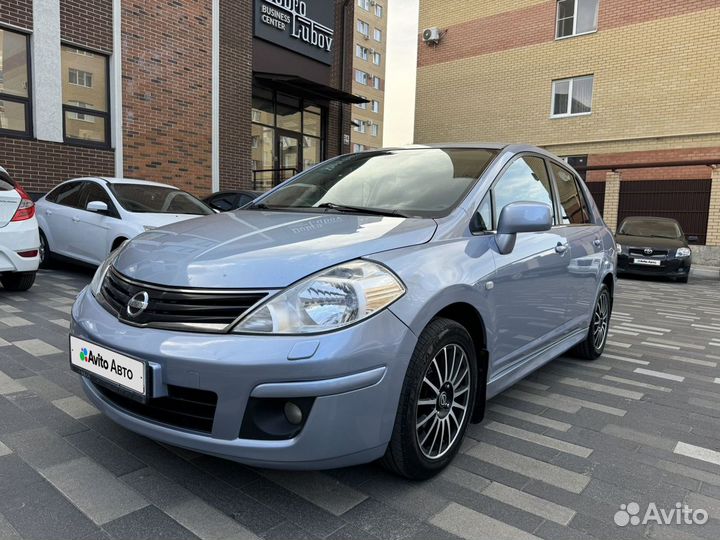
[315,202,407,218]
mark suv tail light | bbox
[11,184,35,222]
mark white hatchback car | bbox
[0,166,40,291]
[36,177,213,266]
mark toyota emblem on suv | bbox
[643,248,653,255]
[126,291,149,318]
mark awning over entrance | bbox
[254,72,369,104]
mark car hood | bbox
[113,210,437,288]
[615,234,687,250]
[134,213,206,228]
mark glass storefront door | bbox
[278,132,300,183]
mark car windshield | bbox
[111,184,213,215]
[253,148,498,218]
[619,220,682,239]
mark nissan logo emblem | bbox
[643,248,653,256]
[126,291,149,318]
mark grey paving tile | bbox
[0,513,21,540]
[52,395,99,419]
[19,374,72,401]
[0,316,33,327]
[261,469,368,516]
[0,370,25,395]
[353,472,448,521]
[1,426,81,469]
[65,430,146,477]
[40,457,148,525]
[429,502,541,540]
[0,440,10,457]
[484,420,593,457]
[103,506,200,540]
[342,498,427,540]
[12,338,62,357]
[0,454,45,496]
[0,478,98,540]
[263,520,321,540]
[191,455,261,488]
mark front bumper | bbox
[71,287,417,469]
[617,253,691,277]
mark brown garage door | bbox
[617,179,711,244]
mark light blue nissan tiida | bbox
[70,144,616,479]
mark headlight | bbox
[233,260,405,334]
[143,225,156,231]
[89,241,128,296]
[616,243,622,253]
[676,247,691,257]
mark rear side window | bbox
[551,162,591,224]
[0,170,15,191]
[493,156,555,227]
[50,181,86,208]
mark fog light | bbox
[284,401,303,425]
[17,250,38,258]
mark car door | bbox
[41,180,87,258]
[548,160,605,328]
[485,155,573,377]
[73,181,118,264]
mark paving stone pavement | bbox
[1,267,720,540]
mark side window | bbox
[53,181,86,208]
[550,162,591,224]
[208,194,235,211]
[493,156,555,227]
[237,194,254,207]
[82,182,113,209]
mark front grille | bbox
[629,248,669,257]
[100,268,269,332]
[96,383,218,433]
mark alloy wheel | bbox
[415,343,471,460]
[592,290,610,350]
[39,235,47,264]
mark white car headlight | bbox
[616,243,622,253]
[89,241,128,297]
[233,260,405,334]
[676,247,691,257]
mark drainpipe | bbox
[337,0,352,156]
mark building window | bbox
[0,29,32,137]
[371,100,380,113]
[356,44,368,60]
[552,75,593,117]
[556,0,599,39]
[372,76,381,90]
[355,70,369,85]
[353,120,366,133]
[373,28,382,42]
[372,52,381,65]
[375,3,383,17]
[358,0,370,11]
[370,123,379,137]
[357,20,370,37]
[353,143,365,152]
[62,45,109,146]
[355,98,368,110]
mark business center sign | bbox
[255,0,336,65]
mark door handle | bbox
[593,238,602,248]
[45,209,52,216]
[555,242,569,254]
[72,216,80,223]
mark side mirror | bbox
[495,202,552,255]
[86,200,109,213]
[687,235,699,243]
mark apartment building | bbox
[0,0,362,197]
[351,0,387,152]
[415,0,720,259]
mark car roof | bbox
[622,216,679,223]
[358,143,562,161]
[0,166,7,176]
[59,177,178,189]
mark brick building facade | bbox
[0,0,360,197]
[415,0,720,259]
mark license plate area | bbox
[632,258,661,266]
[70,336,148,402]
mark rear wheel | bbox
[572,284,611,360]
[1,271,36,291]
[39,231,51,268]
[381,318,477,479]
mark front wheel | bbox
[381,318,477,479]
[572,284,611,360]
[1,271,36,292]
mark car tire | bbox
[381,317,478,480]
[572,284,612,360]
[1,271,36,292]
[39,231,52,268]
